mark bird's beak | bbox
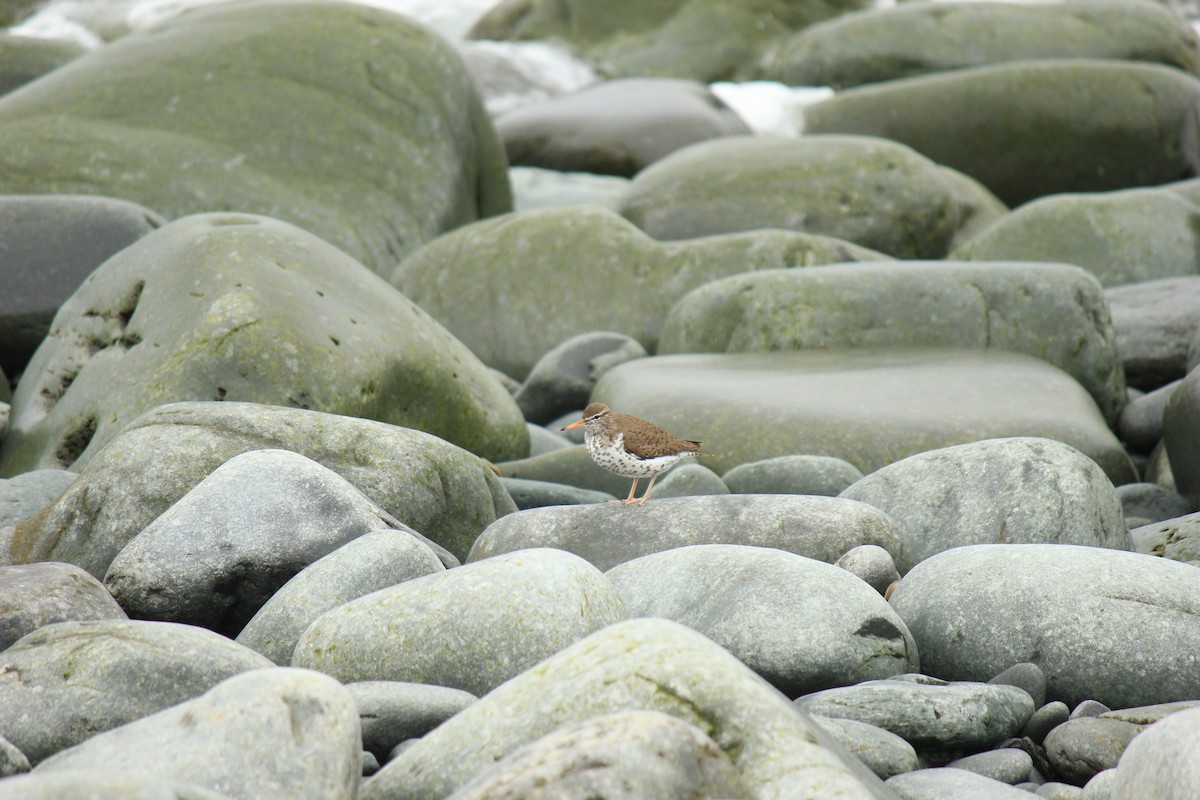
[561,419,585,431]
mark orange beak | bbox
[561,419,585,431]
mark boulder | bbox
[812,716,918,780]
[0,469,75,528]
[606,544,919,696]
[0,562,126,651]
[885,767,1035,799]
[1,401,514,574]
[1163,367,1200,507]
[392,205,886,379]
[722,454,864,496]
[840,438,1129,566]
[513,331,647,424]
[659,260,1126,424]
[346,681,476,763]
[0,0,511,273]
[0,33,86,96]
[616,134,1005,257]
[1044,717,1141,785]
[804,60,1200,206]
[0,773,231,799]
[0,213,527,476]
[590,350,1136,484]
[1105,275,1200,389]
[469,494,911,571]
[889,544,1200,708]
[1110,706,1200,799]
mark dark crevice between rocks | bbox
[54,414,97,469]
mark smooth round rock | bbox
[0,469,75,529]
[1025,702,1072,744]
[346,682,477,763]
[991,663,1048,709]
[648,463,729,499]
[889,544,1200,709]
[0,33,86,96]
[1045,717,1142,785]
[1110,706,1200,799]
[293,548,628,696]
[469,494,911,572]
[834,545,900,595]
[1118,379,1181,452]
[887,767,1038,799]
[0,619,272,764]
[840,437,1130,567]
[1105,276,1200,390]
[811,715,919,779]
[0,733,29,777]
[946,749,1034,785]
[1163,367,1200,508]
[722,454,864,496]
[235,528,446,665]
[500,477,617,509]
[0,561,126,651]
[606,544,919,697]
[1129,511,1200,564]
[33,668,361,800]
[514,331,647,424]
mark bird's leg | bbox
[611,478,639,504]
[627,473,660,506]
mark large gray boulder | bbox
[1,401,515,575]
[952,188,1200,287]
[1110,706,1200,799]
[607,544,919,696]
[889,544,1200,708]
[0,194,163,377]
[33,668,361,800]
[590,350,1136,484]
[292,549,628,695]
[0,213,527,476]
[347,681,477,763]
[659,260,1126,424]
[1106,275,1200,390]
[840,438,1130,566]
[0,562,126,651]
[616,134,1005,258]
[469,494,911,571]
[760,0,1200,89]
[0,0,511,273]
[103,449,445,637]
[361,618,895,800]
[392,205,886,379]
[0,469,75,529]
[0,619,272,764]
[236,529,445,665]
[804,59,1200,206]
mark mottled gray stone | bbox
[1082,769,1117,799]
[500,477,616,509]
[525,423,574,457]
[1119,379,1181,452]
[1105,276,1200,389]
[1131,510,1200,563]
[514,331,647,423]
[1164,367,1200,508]
[607,545,918,697]
[346,682,476,763]
[1116,482,1192,525]
[840,438,1130,566]
[236,528,445,664]
[1045,718,1141,785]
[0,562,126,651]
[887,767,1036,799]
[469,494,911,572]
[991,663,1047,708]
[1,401,514,574]
[0,33,86,96]
[1109,706,1200,799]
[1038,782,1084,799]
[812,715,918,779]
[722,454,864,496]
[795,678,1034,749]
[0,469,75,529]
[889,544,1200,708]
[0,733,29,777]
[34,668,360,800]
[946,749,1033,784]
[835,545,900,595]
[0,619,272,764]
[293,549,628,696]
[1072,700,1113,719]
[0,772,231,799]
[1100,700,1200,726]
[444,710,747,800]
[104,450,444,637]
[649,463,729,499]
[361,618,894,800]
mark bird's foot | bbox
[622,497,649,506]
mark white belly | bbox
[585,431,686,479]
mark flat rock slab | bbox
[0,619,272,765]
[0,0,511,273]
[889,544,1200,709]
[658,260,1126,424]
[0,213,527,476]
[1,401,515,576]
[0,561,126,651]
[607,544,918,696]
[840,437,1130,566]
[361,618,894,800]
[33,668,361,800]
[293,549,628,696]
[590,350,1135,484]
[468,494,911,572]
[804,59,1200,207]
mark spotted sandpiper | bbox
[561,402,709,506]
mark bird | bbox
[561,402,709,506]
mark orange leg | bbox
[610,478,639,504]
[626,472,661,506]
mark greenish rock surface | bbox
[361,618,895,800]
[497,445,646,497]
[952,188,1200,287]
[0,561,126,651]
[1164,367,1200,508]
[469,494,912,572]
[0,213,527,476]
[804,59,1200,207]
[616,135,1006,257]
[0,33,86,96]
[34,668,361,800]
[469,0,875,83]
[760,0,1200,89]
[723,454,863,496]
[0,619,273,765]
[393,205,886,379]
[591,350,1136,484]
[292,549,628,695]
[659,260,1127,425]
[1,401,515,575]
[0,0,511,273]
